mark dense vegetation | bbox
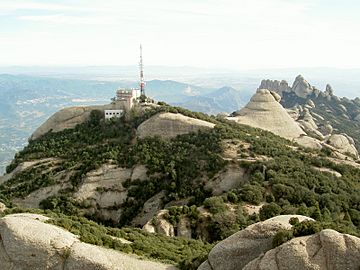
[1,103,360,246]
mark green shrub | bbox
[272,229,293,248]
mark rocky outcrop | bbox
[258,75,333,100]
[132,191,166,226]
[30,103,120,141]
[294,136,323,150]
[199,215,313,270]
[137,112,215,139]
[143,210,175,237]
[205,165,247,196]
[0,158,58,185]
[297,109,324,140]
[328,134,359,158]
[291,75,316,98]
[243,229,360,270]
[0,213,176,270]
[258,79,291,96]
[228,89,306,140]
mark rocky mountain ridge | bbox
[1,88,360,269]
[258,75,360,156]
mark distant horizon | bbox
[1,65,360,99]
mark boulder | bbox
[325,84,334,96]
[328,134,359,158]
[228,89,306,140]
[291,75,314,99]
[200,215,313,270]
[294,136,323,150]
[137,112,215,139]
[243,229,360,270]
[0,213,176,270]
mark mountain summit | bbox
[228,89,305,140]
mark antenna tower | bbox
[139,44,145,96]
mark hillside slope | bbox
[1,102,360,269]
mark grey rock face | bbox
[258,79,291,96]
[243,229,360,270]
[291,75,315,99]
[199,215,313,270]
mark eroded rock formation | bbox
[0,213,177,270]
[228,89,306,140]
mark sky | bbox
[1,0,360,69]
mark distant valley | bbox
[0,74,250,174]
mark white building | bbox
[115,88,141,110]
[104,109,124,119]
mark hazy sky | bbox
[1,0,360,69]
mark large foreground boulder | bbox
[244,229,360,270]
[199,215,312,270]
[137,112,215,139]
[0,213,176,270]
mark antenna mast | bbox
[139,44,145,97]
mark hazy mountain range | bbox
[0,74,249,174]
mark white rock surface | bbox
[0,213,177,270]
[137,112,215,139]
[228,89,306,140]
